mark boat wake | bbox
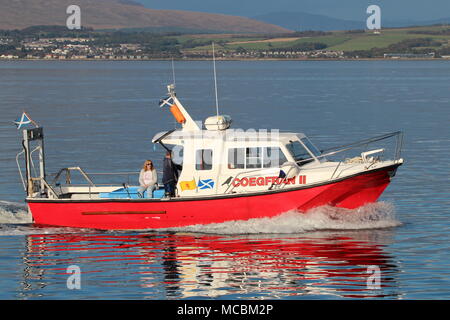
[165,202,401,234]
[0,201,31,224]
[0,201,94,236]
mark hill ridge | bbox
[0,0,290,33]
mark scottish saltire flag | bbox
[198,179,214,190]
[159,96,174,108]
[14,112,32,129]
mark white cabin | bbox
[152,127,326,197]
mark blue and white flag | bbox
[14,112,33,129]
[159,96,174,108]
[198,179,215,190]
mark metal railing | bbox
[16,149,26,191]
[52,167,96,186]
[321,131,402,161]
[304,131,403,180]
[50,168,164,189]
[31,177,59,199]
[16,145,45,192]
[298,131,403,166]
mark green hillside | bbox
[180,25,450,57]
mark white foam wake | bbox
[166,202,401,234]
[0,201,98,236]
[0,200,32,224]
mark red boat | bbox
[18,84,404,230]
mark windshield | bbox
[301,137,321,157]
[286,138,321,164]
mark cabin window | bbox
[196,149,213,170]
[228,147,288,169]
[286,139,320,164]
[228,148,245,169]
[301,137,321,157]
[263,147,288,168]
[246,147,261,169]
[172,145,184,166]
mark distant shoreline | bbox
[1,58,448,62]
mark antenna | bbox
[212,42,219,117]
[171,58,177,129]
[171,58,176,88]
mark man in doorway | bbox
[162,151,182,197]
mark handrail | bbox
[29,145,41,178]
[330,161,342,180]
[52,167,95,187]
[86,172,141,175]
[50,171,164,178]
[320,131,401,154]
[395,131,404,160]
[15,150,26,191]
[41,178,59,199]
[50,169,169,189]
[50,169,162,188]
[30,177,59,199]
[297,131,403,165]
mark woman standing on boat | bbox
[138,160,157,198]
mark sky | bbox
[137,0,450,21]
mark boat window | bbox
[246,147,261,169]
[172,145,184,165]
[228,148,245,169]
[228,147,288,169]
[301,137,321,157]
[196,149,213,170]
[286,141,313,164]
[262,147,288,168]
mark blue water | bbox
[0,60,449,299]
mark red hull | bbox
[27,166,398,230]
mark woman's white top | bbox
[139,169,157,186]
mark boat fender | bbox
[170,104,186,124]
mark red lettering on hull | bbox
[232,175,306,187]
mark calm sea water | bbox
[0,60,449,299]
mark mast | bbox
[171,58,176,88]
[167,84,201,132]
[212,42,220,118]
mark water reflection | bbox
[21,230,401,299]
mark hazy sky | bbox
[137,0,450,21]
